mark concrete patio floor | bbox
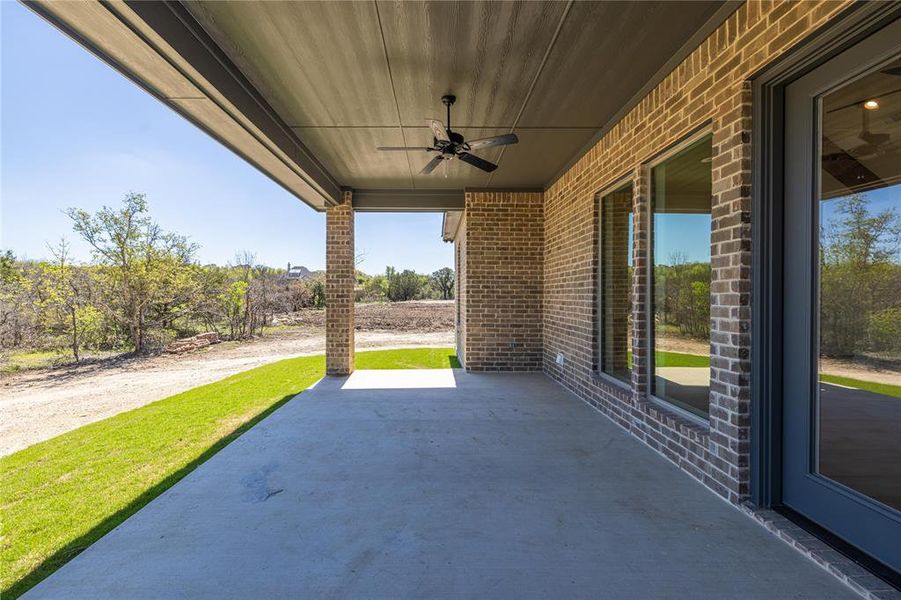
[26,369,854,599]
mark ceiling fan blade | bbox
[466,133,519,150]
[376,146,433,151]
[458,152,497,173]
[822,135,881,191]
[419,155,444,175]
[429,120,450,142]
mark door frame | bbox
[750,0,901,573]
[751,0,901,509]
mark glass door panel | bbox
[817,57,901,512]
[782,20,901,574]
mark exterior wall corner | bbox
[462,190,544,371]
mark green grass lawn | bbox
[626,350,711,369]
[654,350,710,368]
[0,347,456,598]
[631,355,899,397]
[819,373,901,399]
[355,347,461,369]
[0,349,60,373]
[0,349,123,374]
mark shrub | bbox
[867,307,901,353]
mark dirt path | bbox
[0,328,453,457]
[819,357,900,386]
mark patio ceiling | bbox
[182,0,730,192]
[28,0,736,211]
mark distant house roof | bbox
[285,264,313,279]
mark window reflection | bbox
[650,135,712,418]
[599,184,633,384]
[818,56,901,511]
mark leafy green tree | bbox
[654,255,711,339]
[0,250,17,284]
[430,267,455,300]
[823,194,900,266]
[66,193,198,352]
[73,304,105,351]
[868,307,901,353]
[386,267,422,301]
[820,194,901,357]
[361,274,388,302]
[0,250,35,349]
[309,274,326,308]
[220,280,248,340]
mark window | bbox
[598,182,633,384]
[650,134,713,418]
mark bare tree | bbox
[44,239,86,360]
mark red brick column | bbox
[326,190,354,376]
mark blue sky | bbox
[821,187,899,223]
[654,214,710,265]
[0,2,452,275]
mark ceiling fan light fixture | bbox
[863,99,880,110]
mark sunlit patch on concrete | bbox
[340,369,457,390]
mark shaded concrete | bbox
[26,370,854,599]
[820,382,901,510]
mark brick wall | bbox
[460,191,543,371]
[543,0,850,503]
[326,190,354,376]
[630,166,651,402]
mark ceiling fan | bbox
[821,100,897,190]
[376,94,518,175]
[824,102,893,163]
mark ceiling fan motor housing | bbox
[443,131,465,147]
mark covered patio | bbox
[26,369,851,599]
[20,0,901,594]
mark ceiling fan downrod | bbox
[442,94,456,132]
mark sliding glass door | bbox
[782,19,901,573]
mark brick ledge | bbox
[740,504,900,600]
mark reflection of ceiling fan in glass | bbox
[376,95,518,175]
[824,64,901,161]
[829,103,893,160]
[822,79,900,192]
